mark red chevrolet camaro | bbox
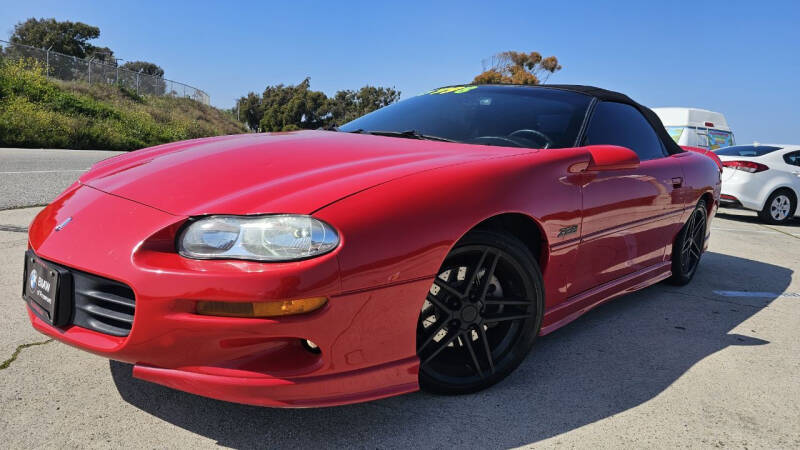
[23,84,720,407]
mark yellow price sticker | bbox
[426,86,478,95]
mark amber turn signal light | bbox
[196,297,328,318]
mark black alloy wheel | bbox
[417,231,543,394]
[668,200,707,285]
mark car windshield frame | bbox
[337,85,594,150]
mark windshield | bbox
[338,85,592,149]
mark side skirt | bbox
[539,261,672,335]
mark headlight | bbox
[178,215,339,261]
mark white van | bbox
[652,107,735,150]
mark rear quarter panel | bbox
[756,154,800,209]
[754,174,799,211]
[675,150,722,247]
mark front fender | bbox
[313,148,588,299]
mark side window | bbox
[695,130,710,149]
[666,126,685,144]
[583,102,667,161]
[783,151,800,167]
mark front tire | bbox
[667,200,707,286]
[758,189,796,225]
[417,230,544,395]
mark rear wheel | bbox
[668,200,707,285]
[758,189,796,225]
[417,231,543,395]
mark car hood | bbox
[81,130,524,216]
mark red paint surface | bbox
[25,130,720,407]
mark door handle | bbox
[671,177,684,188]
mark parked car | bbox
[653,107,735,151]
[715,144,800,224]
[23,84,720,407]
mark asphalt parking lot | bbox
[0,148,123,210]
[1,150,799,448]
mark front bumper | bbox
[26,184,424,407]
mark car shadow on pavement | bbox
[716,209,798,226]
[716,211,763,223]
[110,251,790,449]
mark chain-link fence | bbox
[0,39,210,105]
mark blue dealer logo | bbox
[29,270,38,290]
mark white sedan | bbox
[715,144,800,224]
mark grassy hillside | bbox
[0,60,246,150]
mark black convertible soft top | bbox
[536,84,684,155]
[478,84,684,155]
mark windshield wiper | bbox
[347,129,456,143]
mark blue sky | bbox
[2,0,798,144]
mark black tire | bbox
[417,230,544,395]
[667,200,707,286]
[758,189,796,225]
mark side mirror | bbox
[584,145,640,171]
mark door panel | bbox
[570,158,684,295]
[570,100,687,297]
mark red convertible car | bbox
[23,84,720,407]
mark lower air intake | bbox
[71,270,136,337]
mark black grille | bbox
[71,270,136,337]
[27,256,137,337]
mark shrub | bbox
[0,59,246,150]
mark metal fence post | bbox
[115,58,123,85]
[45,46,52,77]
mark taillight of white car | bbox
[722,160,769,173]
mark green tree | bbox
[235,79,400,131]
[234,92,263,130]
[9,18,114,61]
[473,51,561,85]
[87,46,115,64]
[328,85,400,125]
[120,61,164,77]
[259,78,328,132]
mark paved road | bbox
[0,159,798,447]
[0,148,123,210]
